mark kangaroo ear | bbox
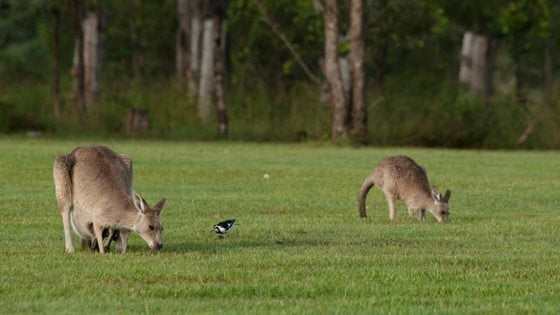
[153,198,167,215]
[133,191,147,213]
[443,189,451,202]
[431,186,441,202]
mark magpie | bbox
[213,219,237,236]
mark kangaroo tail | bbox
[358,175,375,218]
[53,154,75,213]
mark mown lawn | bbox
[0,137,559,314]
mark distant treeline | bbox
[1,0,560,148]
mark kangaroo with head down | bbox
[358,156,451,222]
[53,145,166,253]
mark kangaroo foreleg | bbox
[93,223,106,254]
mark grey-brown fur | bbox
[53,146,166,253]
[358,156,451,222]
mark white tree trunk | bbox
[73,12,101,110]
[324,0,348,143]
[198,18,215,122]
[339,57,351,107]
[470,34,490,95]
[459,31,473,85]
[459,31,493,97]
[83,12,100,108]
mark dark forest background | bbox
[2,0,560,148]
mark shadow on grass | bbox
[162,237,427,254]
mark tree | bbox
[175,0,228,135]
[318,0,366,143]
[323,0,348,143]
[176,0,191,82]
[72,0,86,120]
[496,0,556,144]
[459,31,495,98]
[72,0,103,118]
[214,0,228,137]
[197,0,216,122]
[498,0,551,105]
[176,0,202,98]
[189,0,203,98]
[349,0,366,143]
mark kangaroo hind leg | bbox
[384,191,398,222]
[53,154,75,253]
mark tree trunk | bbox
[339,57,351,109]
[189,0,202,98]
[52,6,61,120]
[459,31,494,98]
[72,0,86,120]
[82,12,101,109]
[459,32,473,85]
[349,0,366,143]
[323,0,347,143]
[198,17,215,122]
[125,108,150,135]
[214,3,228,137]
[73,9,102,115]
[176,0,191,81]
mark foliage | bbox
[1,139,560,313]
[0,83,52,132]
[228,0,324,90]
[103,0,177,80]
[0,0,50,81]
[498,0,551,39]
[0,0,560,148]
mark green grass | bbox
[1,137,559,314]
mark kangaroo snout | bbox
[149,241,163,251]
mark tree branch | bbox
[252,0,321,85]
[516,118,536,145]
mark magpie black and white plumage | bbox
[213,219,236,236]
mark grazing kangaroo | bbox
[358,156,451,222]
[53,146,166,253]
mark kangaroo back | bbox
[71,146,133,206]
[381,156,431,199]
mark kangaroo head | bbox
[429,187,451,223]
[133,192,166,251]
